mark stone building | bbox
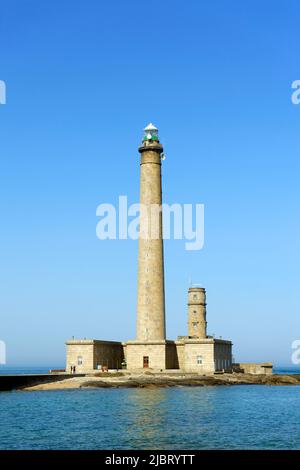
[66,124,233,374]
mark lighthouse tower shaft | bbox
[136,137,166,341]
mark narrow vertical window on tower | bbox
[143,356,149,368]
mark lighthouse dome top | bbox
[143,122,159,142]
[144,122,158,132]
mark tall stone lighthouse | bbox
[126,123,173,370]
[136,123,166,342]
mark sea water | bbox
[0,384,300,449]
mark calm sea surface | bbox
[1,384,300,449]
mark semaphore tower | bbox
[187,287,207,338]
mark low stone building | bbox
[66,339,124,373]
[66,287,233,374]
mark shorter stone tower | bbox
[188,287,207,338]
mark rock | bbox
[22,373,300,391]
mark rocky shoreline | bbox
[22,372,300,391]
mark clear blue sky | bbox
[0,0,299,367]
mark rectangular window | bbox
[77,356,83,366]
[143,356,149,368]
[197,355,203,365]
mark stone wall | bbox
[126,341,167,370]
[213,339,232,371]
[66,339,124,373]
[175,342,185,370]
[165,342,179,369]
[174,338,232,373]
[233,362,273,375]
[94,341,124,370]
[66,340,94,373]
[183,340,215,373]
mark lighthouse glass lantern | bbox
[143,123,159,142]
